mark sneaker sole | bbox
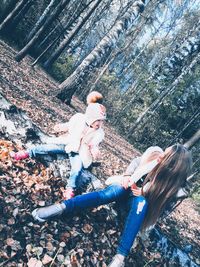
[32,209,46,223]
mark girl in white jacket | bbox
[11,92,106,200]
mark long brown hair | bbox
[142,144,192,230]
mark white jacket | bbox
[106,156,187,198]
[47,113,104,168]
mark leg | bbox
[117,196,148,256]
[28,144,66,158]
[62,153,83,200]
[108,196,148,266]
[63,184,128,213]
[32,184,128,221]
[11,144,66,160]
[68,153,83,189]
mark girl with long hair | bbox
[32,144,192,267]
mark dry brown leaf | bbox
[42,254,53,265]
[27,257,43,267]
[81,223,93,234]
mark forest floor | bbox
[0,40,199,267]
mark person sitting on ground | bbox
[31,144,192,267]
[11,91,106,200]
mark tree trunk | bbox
[169,109,200,146]
[8,0,34,30]
[31,1,89,66]
[0,0,27,33]
[119,20,200,121]
[43,0,102,69]
[184,129,200,149]
[26,0,58,43]
[15,0,71,62]
[153,24,200,82]
[54,0,146,104]
[127,52,200,137]
[0,0,18,23]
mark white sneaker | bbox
[32,203,66,222]
[108,255,125,267]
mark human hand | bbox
[53,123,68,133]
[131,183,142,196]
[121,175,131,189]
[53,123,62,133]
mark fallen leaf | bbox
[42,254,53,265]
[27,257,43,267]
[81,224,93,234]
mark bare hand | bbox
[53,123,68,133]
[121,175,131,189]
[53,123,62,133]
[131,183,142,196]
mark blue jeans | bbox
[28,144,83,189]
[62,184,148,256]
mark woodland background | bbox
[0,0,200,266]
[1,0,199,202]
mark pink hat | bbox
[85,103,106,126]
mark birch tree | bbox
[153,24,200,83]
[43,0,102,69]
[127,52,200,137]
[184,129,200,149]
[114,22,200,125]
[31,1,91,66]
[0,0,18,23]
[35,1,85,51]
[169,109,200,146]
[55,0,147,104]
[26,0,58,43]
[7,0,34,30]
[0,0,27,33]
[15,0,71,62]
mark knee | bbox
[131,196,148,215]
[102,184,126,198]
[70,169,82,178]
[134,195,147,204]
[71,162,83,173]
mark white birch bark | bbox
[127,52,200,136]
[43,0,102,68]
[15,0,71,62]
[184,129,200,149]
[0,0,26,32]
[56,0,147,104]
[26,0,58,43]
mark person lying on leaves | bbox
[32,144,192,267]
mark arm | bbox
[89,130,105,160]
[120,157,141,189]
[124,157,141,176]
[53,122,69,133]
[131,181,151,196]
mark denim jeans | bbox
[28,144,83,189]
[62,184,148,256]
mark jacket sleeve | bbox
[125,157,141,176]
[89,129,105,148]
[65,113,86,153]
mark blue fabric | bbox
[28,144,84,189]
[62,184,148,256]
[28,144,66,157]
[68,153,83,188]
[117,195,148,256]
